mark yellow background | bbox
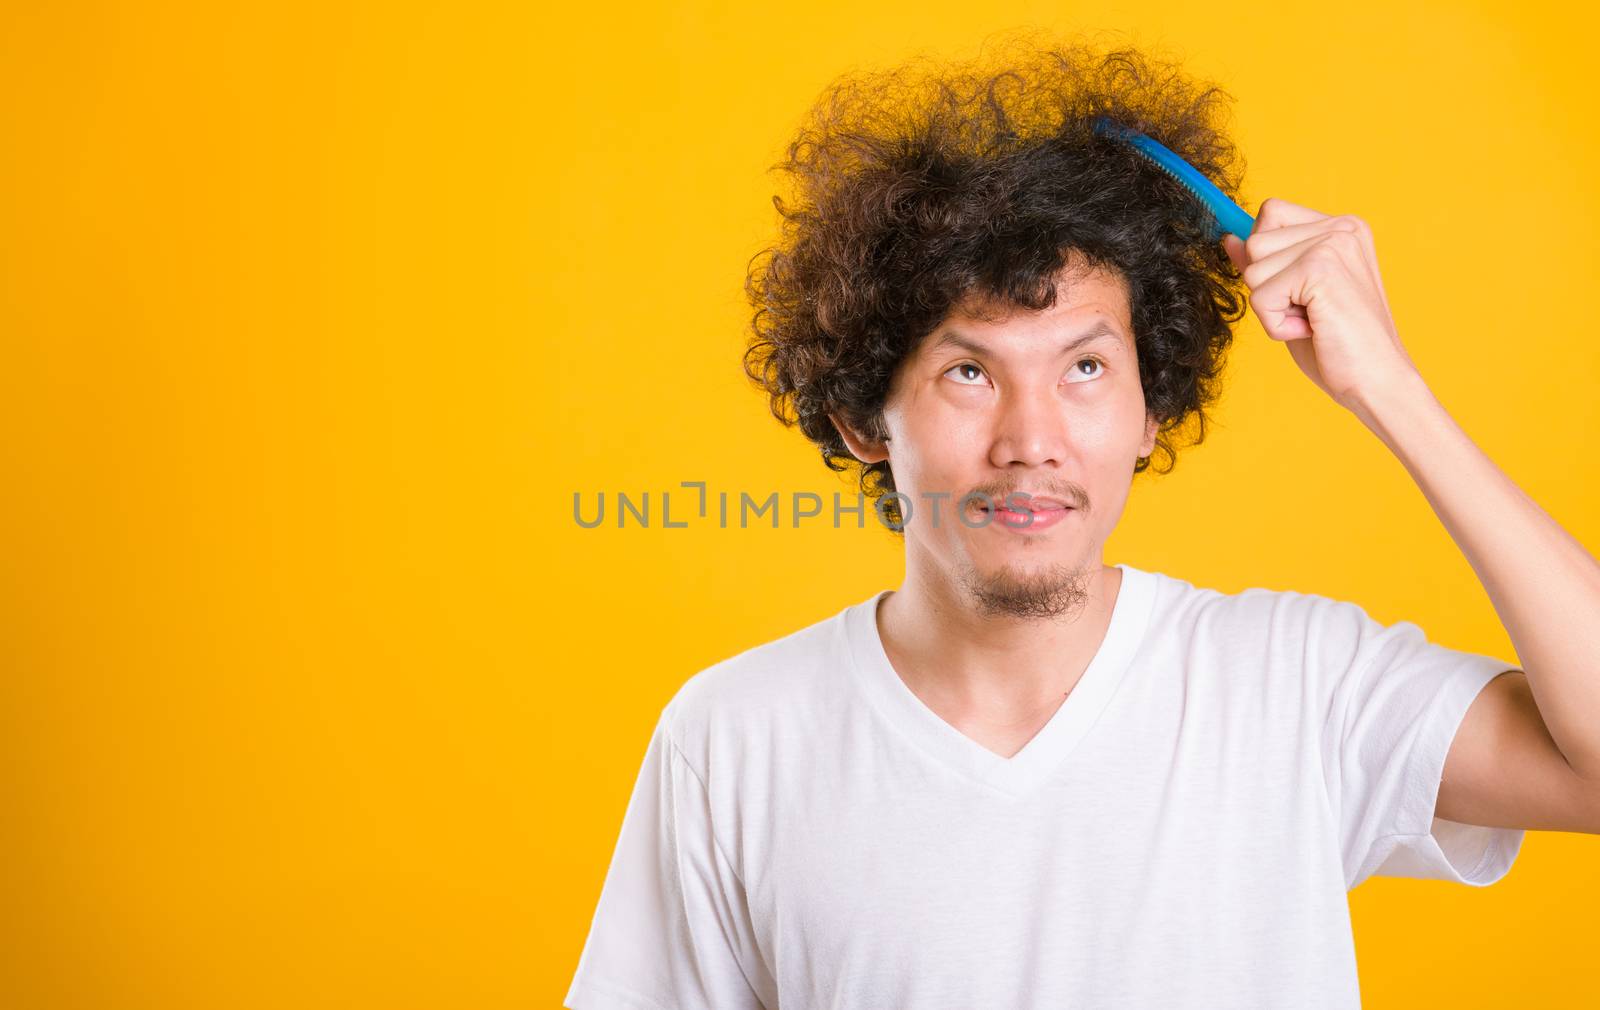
[3,2,1597,1007]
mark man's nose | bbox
[988,383,1070,469]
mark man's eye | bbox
[1067,356,1105,381]
[945,362,987,385]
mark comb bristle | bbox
[1092,116,1251,241]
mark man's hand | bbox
[1221,197,1424,414]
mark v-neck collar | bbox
[843,563,1159,799]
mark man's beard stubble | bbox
[957,558,1094,621]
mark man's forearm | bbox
[1351,372,1600,780]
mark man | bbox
[565,39,1600,1008]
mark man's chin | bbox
[957,559,1093,620]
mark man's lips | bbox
[976,496,1076,530]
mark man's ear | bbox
[1139,410,1159,459]
[828,412,889,465]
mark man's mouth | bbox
[976,494,1077,530]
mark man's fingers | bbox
[1238,231,1330,288]
[1239,235,1332,339]
[1241,216,1353,263]
[1254,196,1328,231]
[1246,211,1391,320]
[1222,233,1248,272]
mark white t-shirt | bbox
[564,563,1524,1009]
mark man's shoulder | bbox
[660,596,867,754]
[1152,566,1346,615]
[676,603,848,703]
[1143,566,1372,648]
[1146,567,1388,675]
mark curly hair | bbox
[741,31,1250,528]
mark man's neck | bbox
[874,562,1123,755]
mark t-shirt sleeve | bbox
[1308,594,1527,891]
[564,708,772,1010]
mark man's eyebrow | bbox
[929,320,1124,357]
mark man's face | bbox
[847,258,1158,619]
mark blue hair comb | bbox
[1092,116,1254,243]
